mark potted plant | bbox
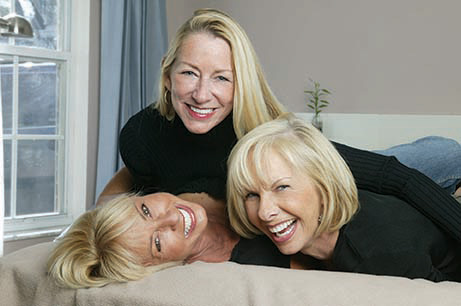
[304,79,331,132]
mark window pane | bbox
[18,61,58,135]
[0,0,10,15]
[14,0,58,50]
[0,57,13,135]
[0,0,10,44]
[3,139,11,217]
[16,139,55,215]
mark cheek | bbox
[245,203,260,226]
[169,242,188,261]
[221,84,234,104]
[171,76,195,96]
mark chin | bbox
[277,243,301,255]
[184,123,215,134]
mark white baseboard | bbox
[296,113,461,150]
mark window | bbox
[1,0,90,241]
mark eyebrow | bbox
[179,61,233,74]
[270,177,291,188]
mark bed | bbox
[1,241,460,306]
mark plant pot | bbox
[312,114,323,132]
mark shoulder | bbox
[124,104,165,130]
[120,105,171,140]
[336,190,447,260]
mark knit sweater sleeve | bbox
[333,141,461,242]
[353,251,451,282]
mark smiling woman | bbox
[227,114,461,282]
[47,194,179,289]
[48,192,289,288]
[97,8,285,205]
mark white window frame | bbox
[1,0,91,241]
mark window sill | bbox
[4,227,66,242]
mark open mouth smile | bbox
[187,104,216,118]
[177,205,196,237]
[268,219,297,242]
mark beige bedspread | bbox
[1,242,460,306]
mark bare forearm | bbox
[96,167,134,205]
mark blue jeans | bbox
[374,136,461,194]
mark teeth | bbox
[178,208,192,237]
[269,219,296,237]
[190,105,213,114]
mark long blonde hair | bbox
[47,194,179,288]
[155,8,285,139]
[227,114,359,238]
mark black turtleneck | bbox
[119,105,237,200]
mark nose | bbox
[192,78,212,104]
[257,195,279,222]
[153,208,179,231]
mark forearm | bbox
[382,158,461,241]
[96,167,134,205]
[334,141,461,242]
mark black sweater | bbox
[332,190,461,282]
[119,106,461,241]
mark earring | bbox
[318,214,323,224]
[163,88,170,101]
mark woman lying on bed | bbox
[226,114,461,283]
[48,192,287,289]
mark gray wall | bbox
[166,0,461,115]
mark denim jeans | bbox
[374,136,461,194]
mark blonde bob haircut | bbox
[155,8,285,139]
[47,194,180,289]
[227,113,359,239]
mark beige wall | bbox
[167,0,461,115]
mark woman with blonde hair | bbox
[97,8,461,243]
[48,195,178,288]
[227,114,461,282]
[48,192,285,288]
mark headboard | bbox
[297,113,461,149]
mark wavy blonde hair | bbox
[47,194,179,288]
[227,113,359,238]
[155,8,285,139]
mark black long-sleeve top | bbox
[119,106,461,241]
[332,190,461,282]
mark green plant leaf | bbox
[305,79,332,114]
